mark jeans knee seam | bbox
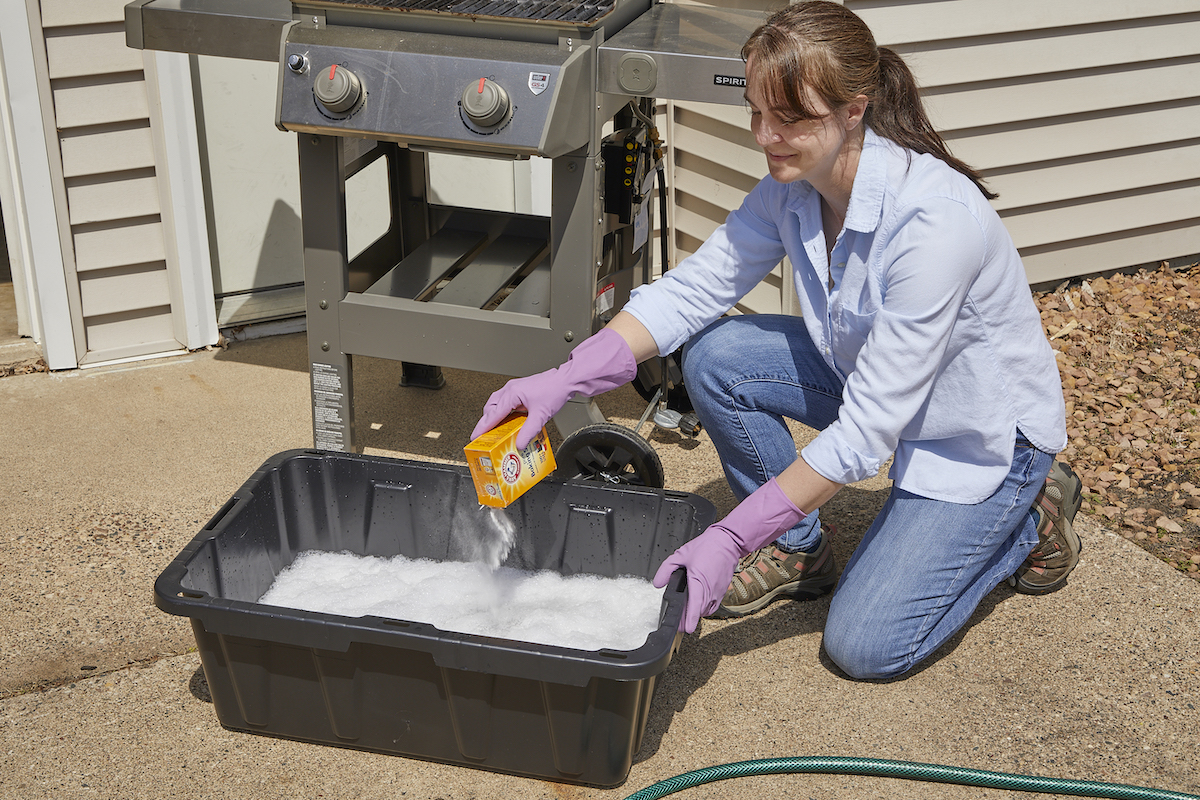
[732,406,772,488]
[902,453,1040,671]
[725,376,842,401]
[724,377,839,488]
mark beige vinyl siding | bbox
[65,171,162,224]
[72,218,168,272]
[52,76,151,129]
[883,1,1200,285]
[847,0,1200,42]
[58,126,158,177]
[665,0,1200,307]
[40,0,133,28]
[949,102,1200,169]
[79,264,172,316]
[82,310,178,355]
[664,99,792,313]
[45,28,143,78]
[921,61,1198,131]
[40,0,183,363]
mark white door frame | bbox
[146,50,218,350]
[0,0,76,368]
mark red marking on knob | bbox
[329,65,337,81]
[478,77,485,94]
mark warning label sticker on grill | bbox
[529,72,551,95]
[312,362,346,451]
[596,282,615,316]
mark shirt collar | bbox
[785,126,886,234]
[845,127,886,233]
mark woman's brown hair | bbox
[742,1,996,199]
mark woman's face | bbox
[744,56,860,188]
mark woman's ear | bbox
[842,95,869,131]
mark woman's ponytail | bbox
[871,48,997,199]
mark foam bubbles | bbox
[258,550,666,652]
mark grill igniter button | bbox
[314,64,362,114]
[286,53,308,74]
[461,78,510,128]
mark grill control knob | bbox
[461,78,510,128]
[314,64,362,114]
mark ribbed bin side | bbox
[192,622,653,786]
[270,452,464,566]
[175,451,708,596]
[161,450,715,787]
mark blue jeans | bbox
[682,315,1052,680]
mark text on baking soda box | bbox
[464,414,557,508]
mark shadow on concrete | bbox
[212,331,310,372]
[635,597,832,764]
[208,330,697,468]
[189,665,213,704]
[209,332,512,461]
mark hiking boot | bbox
[712,527,838,618]
[1011,461,1084,595]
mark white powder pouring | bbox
[258,549,666,652]
[452,506,517,570]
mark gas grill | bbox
[127,0,762,467]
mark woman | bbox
[472,1,1081,680]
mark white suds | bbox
[259,550,665,652]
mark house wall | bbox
[0,0,219,367]
[0,0,70,360]
[664,0,1200,316]
[7,0,1197,365]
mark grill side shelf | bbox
[597,4,763,105]
[125,0,293,61]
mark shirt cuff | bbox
[801,432,883,486]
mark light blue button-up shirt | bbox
[624,128,1067,503]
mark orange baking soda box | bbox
[464,413,557,508]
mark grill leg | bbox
[300,134,358,452]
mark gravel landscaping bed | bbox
[1034,262,1200,580]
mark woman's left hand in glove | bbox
[653,477,806,632]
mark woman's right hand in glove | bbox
[471,327,638,449]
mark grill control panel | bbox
[277,24,593,157]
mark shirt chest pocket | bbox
[834,306,877,349]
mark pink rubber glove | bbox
[653,478,807,633]
[471,328,638,449]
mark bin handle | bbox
[203,495,240,532]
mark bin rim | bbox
[153,449,712,686]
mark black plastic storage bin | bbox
[154,449,714,787]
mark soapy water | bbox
[258,548,666,652]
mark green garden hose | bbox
[623,756,1199,800]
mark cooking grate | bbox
[311,0,617,23]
